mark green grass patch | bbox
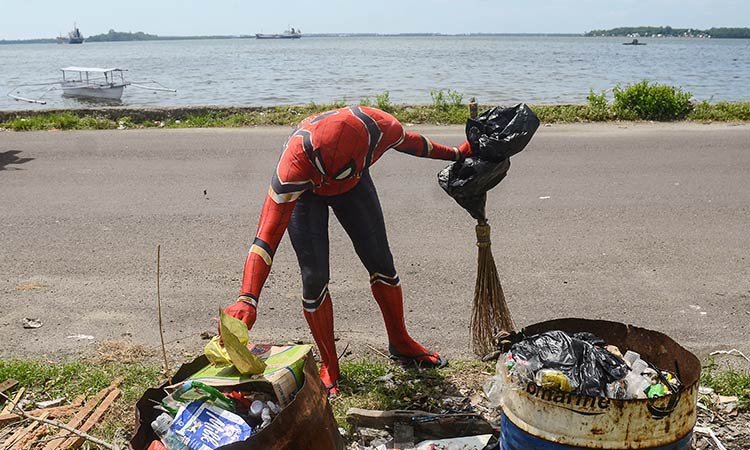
[689,100,750,122]
[2,112,119,131]
[0,355,164,444]
[0,355,493,439]
[1,85,749,132]
[2,353,747,446]
[0,358,162,404]
[700,359,750,411]
[333,358,493,431]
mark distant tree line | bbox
[586,26,750,38]
[706,27,750,38]
[84,29,237,42]
[85,30,160,42]
[0,38,57,44]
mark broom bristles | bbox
[471,223,514,356]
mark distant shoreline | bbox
[5,32,750,45]
[1,33,587,45]
[4,25,750,44]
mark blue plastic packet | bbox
[171,401,253,450]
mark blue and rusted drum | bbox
[499,318,700,449]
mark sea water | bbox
[1,35,748,110]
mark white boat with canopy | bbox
[7,67,176,104]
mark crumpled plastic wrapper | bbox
[204,310,266,375]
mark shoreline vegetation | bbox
[3,27,750,44]
[585,26,750,38]
[2,83,749,132]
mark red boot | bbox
[370,276,448,368]
[303,291,340,395]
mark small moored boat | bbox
[623,38,647,45]
[7,67,176,104]
[60,67,126,99]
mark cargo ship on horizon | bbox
[255,27,301,39]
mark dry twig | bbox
[157,244,171,377]
[365,344,390,360]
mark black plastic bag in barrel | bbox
[438,103,539,356]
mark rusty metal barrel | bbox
[498,318,701,449]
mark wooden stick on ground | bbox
[0,395,85,427]
[40,385,116,450]
[9,415,52,450]
[0,381,18,396]
[58,389,121,450]
[0,389,25,416]
[0,390,117,450]
[4,412,49,450]
[157,244,171,377]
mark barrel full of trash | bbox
[485,318,700,449]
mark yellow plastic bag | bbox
[203,310,266,375]
[204,336,232,366]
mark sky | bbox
[1,0,748,40]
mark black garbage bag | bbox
[509,330,629,397]
[438,157,510,222]
[438,103,539,221]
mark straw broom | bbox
[471,219,514,356]
[467,98,514,356]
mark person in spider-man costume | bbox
[224,106,473,394]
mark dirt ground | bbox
[2,122,749,364]
[2,120,750,447]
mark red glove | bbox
[222,296,257,331]
[458,140,473,159]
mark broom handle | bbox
[476,221,491,247]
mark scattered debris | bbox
[694,426,728,450]
[694,385,750,449]
[15,281,46,291]
[699,386,715,395]
[22,318,43,329]
[36,398,66,408]
[1,388,26,415]
[67,334,95,340]
[0,382,121,450]
[710,348,750,364]
[346,408,495,447]
[199,331,216,340]
[0,379,19,395]
[0,395,85,427]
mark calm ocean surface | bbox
[1,36,748,110]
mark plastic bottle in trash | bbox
[623,350,640,367]
[249,400,264,417]
[151,413,189,450]
[624,359,651,399]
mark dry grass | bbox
[92,341,158,365]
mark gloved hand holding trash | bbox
[223,295,258,331]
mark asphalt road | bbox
[1,122,748,362]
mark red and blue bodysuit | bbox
[224,106,472,393]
